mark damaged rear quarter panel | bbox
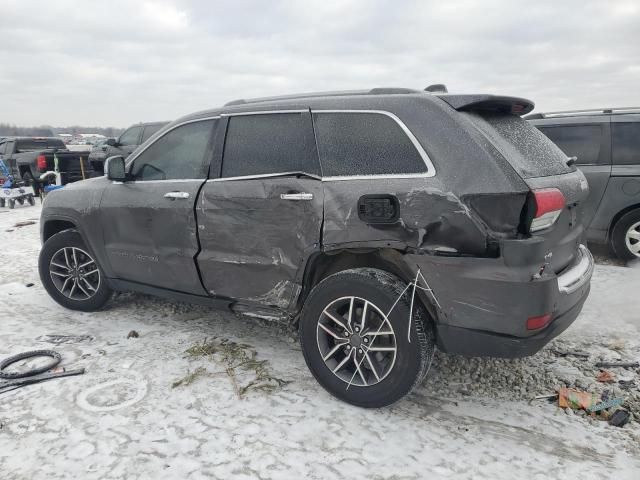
[322,177,489,255]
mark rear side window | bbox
[141,124,165,143]
[612,123,640,165]
[467,112,572,178]
[222,113,319,178]
[312,112,427,177]
[119,126,142,146]
[537,125,605,165]
[131,120,214,181]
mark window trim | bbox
[122,116,220,182]
[312,109,435,180]
[208,109,435,182]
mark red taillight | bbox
[527,313,552,330]
[37,154,47,171]
[530,188,565,232]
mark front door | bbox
[196,111,324,308]
[99,118,218,294]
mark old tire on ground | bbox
[299,268,435,408]
[611,209,640,261]
[22,171,39,196]
[38,229,112,311]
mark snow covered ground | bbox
[1,203,639,479]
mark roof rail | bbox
[223,87,424,107]
[525,107,640,120]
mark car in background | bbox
[87,137,115,173]
[528,108,640,260]
[91,121,168,174]
[0,137,93,195]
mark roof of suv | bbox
[525,107,640,120]
[183,87,535,122]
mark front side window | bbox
[130,120,215,181]
[612,122,640,165]
[119,126,142,146]
[537,124,605,165]
[221,113,320,178]
[312,112,427,177]
[141,124,165,143]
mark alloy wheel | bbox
[316,296,397,387]
[625,221,640,258]
[49,247,101,301]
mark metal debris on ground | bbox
[13,221,36,228]
[127,330,140,339]
[551,348,589,358]
[594,361,640,369]
[37,334,94,345]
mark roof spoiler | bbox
[438,94,535,116]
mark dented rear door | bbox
[196,111,323,308]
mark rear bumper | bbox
[403,244,594,358]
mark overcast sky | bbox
[1,0,639,127]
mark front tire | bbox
[38,230,112,311]
[611,209,640,260]
[299,268,435,408]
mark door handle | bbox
[280,192,313,201]
[164,191,190,199]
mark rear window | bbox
[537,125,605,165]
[312,112,427,177]
[16,139,65,151]
[466,112,572,178]
[612,122,640,165]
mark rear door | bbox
[535,117,611,232]
[99,118,217,294]
[196,110,323,308]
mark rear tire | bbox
[299,268,435,408]
[611,209,640,260]
[38,230,112,311]
[8,199,15,209]
[27,194,35,206]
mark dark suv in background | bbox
[528,108,640,260]
[38,88,593,407]
[89,121,168,174]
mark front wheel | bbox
[611,209,640,260]
[299,268,435,408]
[38,230,112,311]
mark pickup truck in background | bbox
[0,137,93,195]
[90,121,168,174]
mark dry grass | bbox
[174,337,291,398]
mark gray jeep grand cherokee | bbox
[38,88,594,407]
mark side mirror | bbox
[105,155,127,182]
[105,138,117,147]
